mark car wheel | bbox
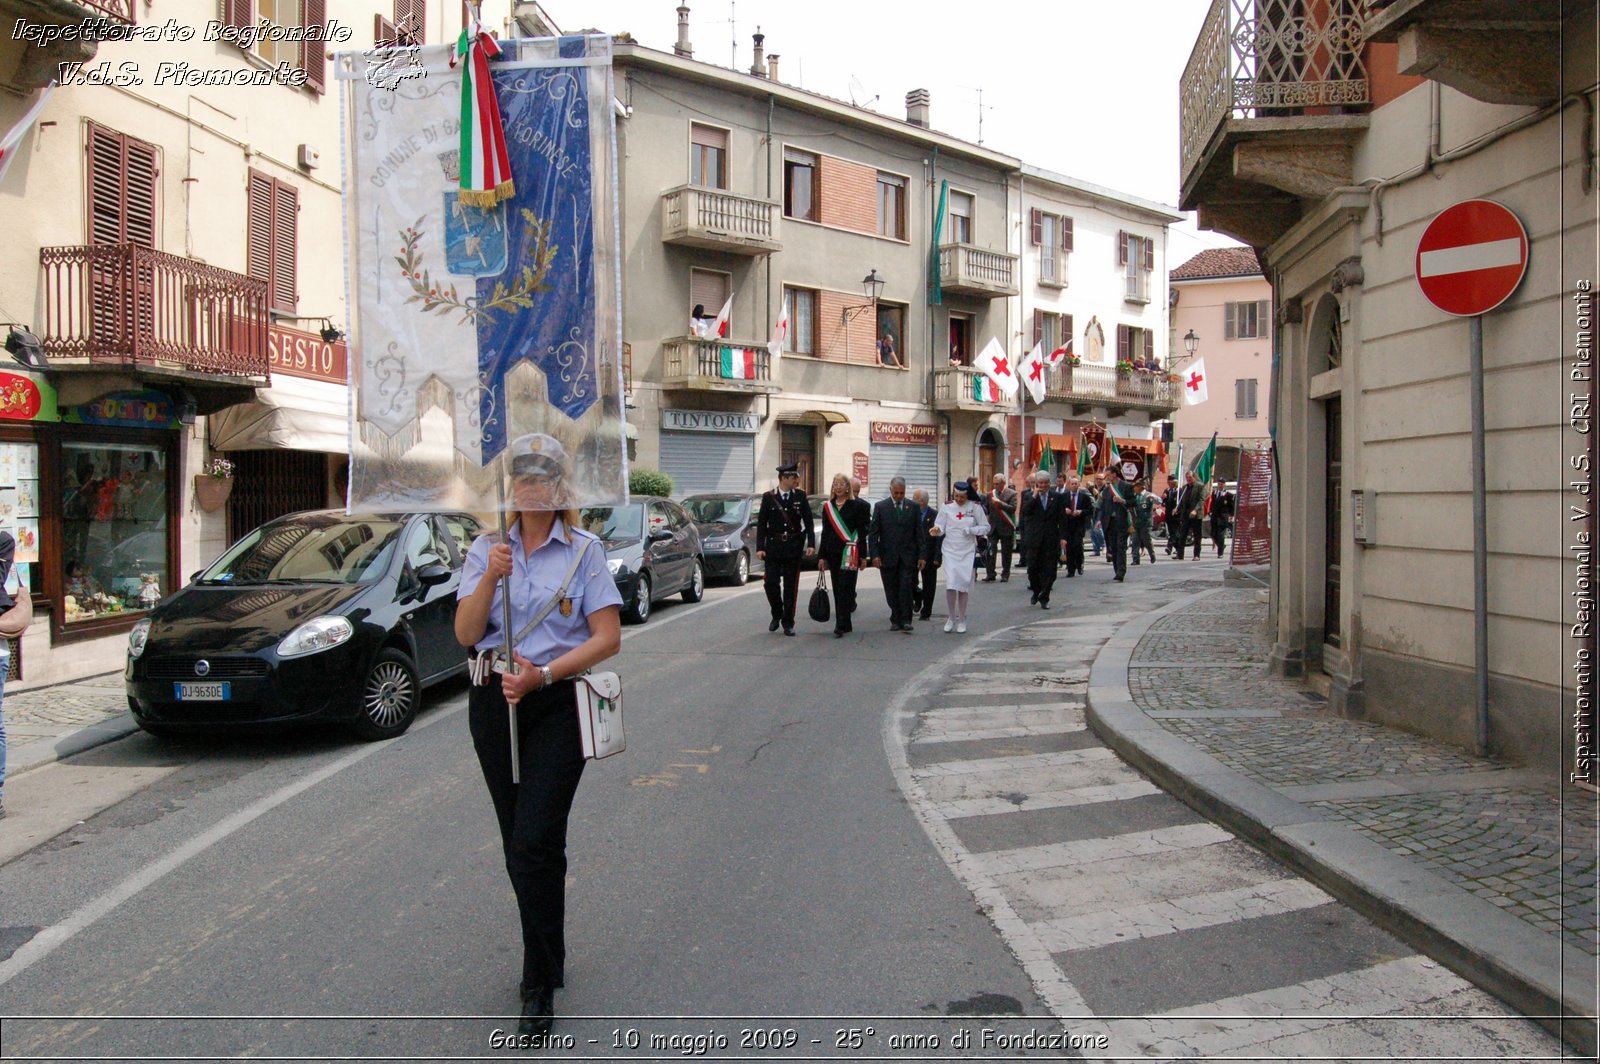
[681,558,705,602]
[733,550,749,586]
[352,647,419,741]
[623,573,652,624]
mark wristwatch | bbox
[539,664,555,689]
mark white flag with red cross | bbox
[1019,342,1047,405]
[1181,358,1209,406]
[975,337,1019,399]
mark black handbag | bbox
[808,572,831,623]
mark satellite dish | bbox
[848,75,879,109]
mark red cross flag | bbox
[1415,199,1528,317]
[1019,342,1047,405]
[1182,358,1209,406]
[976,337,1019,399]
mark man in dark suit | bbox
[912,488,941,621]
[755,464,815,635]
[1018,471,1066,608]
[1101,466,1134,582]
[1060,475,1095,577]
[983,473,1018,582]
[1209,477,1235,558]
[869,476,925,632]
[1161,474,1181,555]
[1175,471,1206,560]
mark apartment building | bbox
[1178,0,1596,766]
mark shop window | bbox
[62,441,168,624]
[0,441,41,601]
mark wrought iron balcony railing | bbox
[1180,0,1375,179]
[39,244,271,378]
[1043,363,1178,413]
[81,0,137,21]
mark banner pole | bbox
[498,478,520,785]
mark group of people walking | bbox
[755,463,1236,638]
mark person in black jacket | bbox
[913,488,942,621]
[1060,475,1095,577]
[1101,468,1135,581]
[755,464,815,635]
[1161,474,1181,555]
[1209,478,1235,558]
[1175,471,1206,560]
[816,473,870,638]
[868,476,925,632]
[1018,471,1066,608]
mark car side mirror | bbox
[417,562,452,588]
[190,570,204,584]
[648,529,674,542]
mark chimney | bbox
[767,54,780,81]
[906,88,930,128]
[674,3,692,58]
[750,28,765,78]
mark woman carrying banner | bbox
[816,472,870,637]
[455,433,623,1039]
[927,480,991,633]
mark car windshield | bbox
[197,515,405,585]
[579,504,644,541]
[684,498,748,524]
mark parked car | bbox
[682,492,763,585]
[126,509,483,741]
[578,496,704,623]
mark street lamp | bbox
[841,269,885,322]
[1183,329,1200,359]
[3,324,47,371]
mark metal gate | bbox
[659,431,755,497]
[868,443,940,497]
[225,449,328,544]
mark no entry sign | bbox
[1415,199,1529,316]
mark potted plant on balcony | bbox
[1115,359,1136,376]
[194,457,235,513]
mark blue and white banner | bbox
[338,35,625,512]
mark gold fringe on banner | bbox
[458,179,516,208]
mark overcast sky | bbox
[541,0,1244,264]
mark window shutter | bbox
[223,0,251,31]
[1061,215,1073,251]
[1062,314,1073,351]
[302,0,327,94]
[375,13,398,42]
[124,139,158,248]
[247,171,273,283]
[396,0,426,45]
[1117,231,1128,266]
[1030,208,1042,247]
[272,179,298,311]
[87,124,124,245]
[1223,302,1237,340]
[1117,325,1129,360]
[1145,328,1156,360]
[1258,299,1272,338]
[1143,236,1154,271]
[689,269,729,323]
[1236,379,1247,418]
[1031,309,1042,345]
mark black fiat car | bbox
[126,509,481,741]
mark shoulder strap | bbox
[823,500,856,543]
[511,537,590,645]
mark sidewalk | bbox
[3,672,137,779]
[1087,586,1598,1056]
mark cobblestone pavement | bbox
[1129,589,1599,958]
[4,673,127,728]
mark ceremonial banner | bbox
[1230,448,1273,566]
[339,35,625,512]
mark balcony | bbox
[660,336,780,395]
[660,185,781,256]
[1179,0,1375,247]
[937,244,1019,299]
[39,244,270,409]
[932,366,1011,415]
[1366,0,1564,106]
[2,2,134,89]
[1041,363,1178,420]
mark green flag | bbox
[1075,436,1086,476]
[1194,431,1218,485]
[1038,441,1055,475]
[928,179,947,306]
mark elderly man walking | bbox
[869,476,925,633]
[1018,471,1066,608]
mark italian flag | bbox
[720,347,757,379]
[972,376,1001,403]
[1106,433,1121,470]
[451,11,514,207]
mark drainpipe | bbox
[941,413,953,496]
[766,94,774,348]
[927,146,940,410]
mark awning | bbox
[208,374,348,453]
[778,408,850,427]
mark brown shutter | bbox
[1031,309,1042,345]
[302,0,327,94]
[1030,208,1042,247]
[1062,314,1073,351]
[1117,231,1128,266]
[272,180,298,311]
[223,0,251,31]
[396,0,426,45]
[375,14,398,42]
[125,140,158,248]
[1143,236,1154,271]
[87,124,124,245]
[1144,328,1156,359]
[1117,325,1130,360]
[247,170,273,284]
[1061,215,1073,251]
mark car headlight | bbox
[607,558,626,574]
[276,615,354,659]
[128,618,151,660]
[702,536,730,551]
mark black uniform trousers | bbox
[1026,543,1058,604]
[984,533,1014,580]
[917,563,940,620]
[1177,517,1204,559]
[1164,514,1182,553]
[1063,521,1086,576]
[830,567,859,633]
[763,547,803,627]
[880,561,917,627]
[1106,519,1130,577]
[469,679,586,992]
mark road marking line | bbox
[977,822,1234,875]
[910,719,1085,744]
[1030,878,1332,954]
[910,747,1118,778]
[931,779,1160,818]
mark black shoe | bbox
[1114,573,1125,582]
[982,577,996,582]
[1040,600,1050,609]
[901,625,914,634]
[519,986,554,1038]
[919,612,932,621]
[833,630,845,638]
[769,618,781,632]
[783,626,795,636]
[1029,593,1039,604]
[1001,575,1009,582]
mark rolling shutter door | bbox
[660,432,755,496]
[868,443,939,497]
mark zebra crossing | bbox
[885,615,1564,1059]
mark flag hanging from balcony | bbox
[450,8,515,207]
[928,179,947,306]
[1045,337,1071,367]
[975,337,1018,400]
[341,33,626,513]
[768,300,788,365]
[709,293,733,339]
[972,375,1001,403]
[0,81,54,186]
[1019,342,1047,405]
[1182,358,1210,405]
[720,346,758,380]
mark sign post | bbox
[1415,199,1529,756]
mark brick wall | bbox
[819,155,878,235]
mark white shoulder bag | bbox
[574,671,624,759]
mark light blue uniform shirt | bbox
[458,518,624,662]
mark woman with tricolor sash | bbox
[816,473,871,638]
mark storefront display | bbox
[62,440,169,624]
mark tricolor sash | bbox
[824,500,860,569]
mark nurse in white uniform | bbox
[928,480,991,633]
